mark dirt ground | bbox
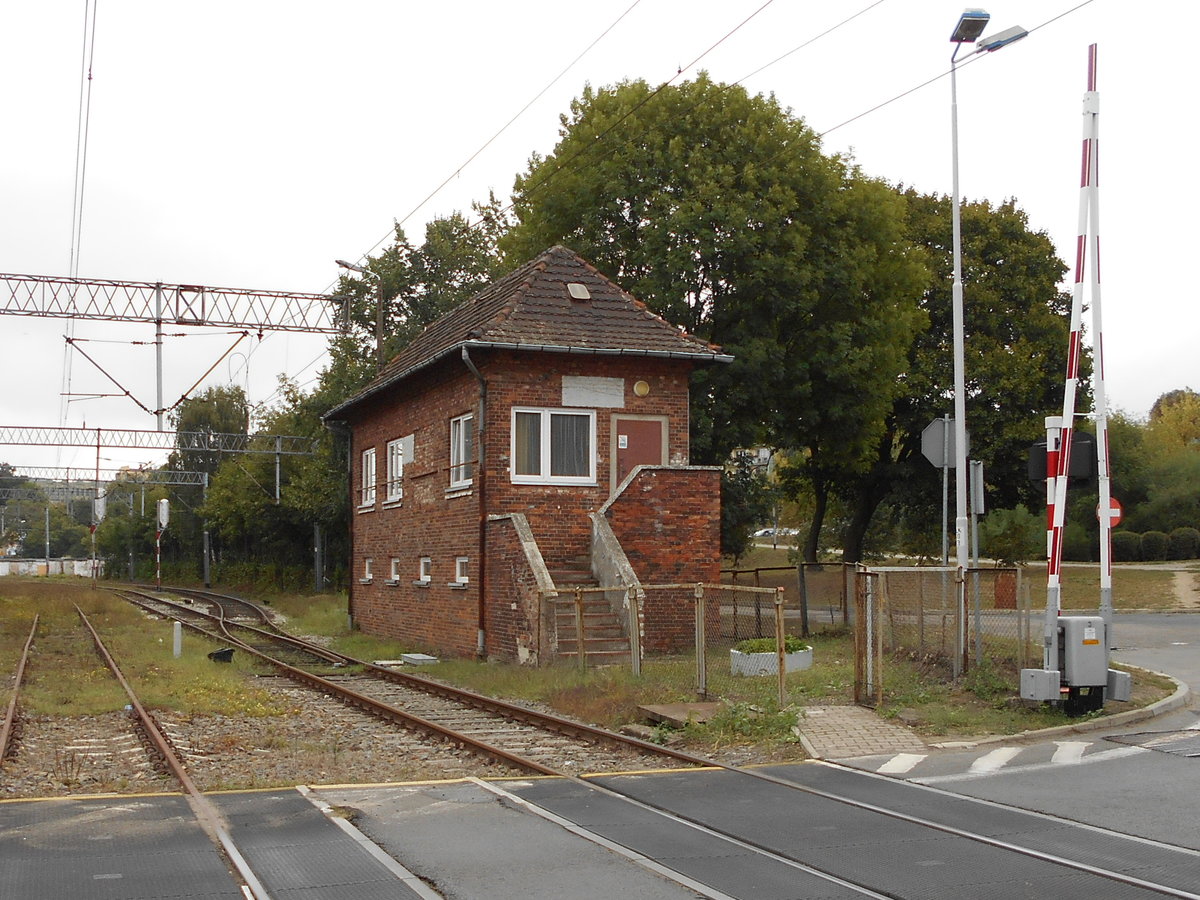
[1174,571,1200,608]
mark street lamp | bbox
[948,8,1027,665]
[336,258,386,371]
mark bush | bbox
[1062,522,1095,562]
[1141,531,1170,561]
[733,635,809,654]
[980,505,1043,564]
[1168,527,1200,560]
[1111,530,1141,562]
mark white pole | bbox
[1079,46,1115,646]
[950,46,970,676]
[155,283,165,431]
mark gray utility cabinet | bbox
[1058,615,1107,686]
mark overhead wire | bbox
[350,0,648,269]
[818,0,1098,140]
[59,0,100,467]
[294,0,1095,411]
[319,0,649,291]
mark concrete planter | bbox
[730,646,812,677]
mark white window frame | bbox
[389,557,401,583]
[385,434,413,503]
[449,413,474,489]
[360,447,377,507]
[455,557,470,584]
[361,557,373,584]
[510,407,597,485]
[418,556,432,583]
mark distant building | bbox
[325,246,731,663]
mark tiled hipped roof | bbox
[326,246,730,418]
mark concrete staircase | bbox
[550,557,632,666]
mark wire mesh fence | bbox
[547,565,1039,710]
[854,566,1038,704]
[634,583,792,704]
[722,563,855,635]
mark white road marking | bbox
[877,753,927,774]
[968,746,1023,774]
[1052,741,1088,765]
[915,745,1149,784]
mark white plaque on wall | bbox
[562,375,625,408]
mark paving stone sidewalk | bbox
[793,704,927,760]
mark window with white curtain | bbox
[386,434,413,502]
[360,447,376,507]
[449,413,474,488]
[511,407,595,484]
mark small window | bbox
[449,413,474,488]
[386,434,414,503]
[511,407,596,485]
[419,557,432,583]
[455,557,470,584]
[360,447,377,507]
[361,557,373,584]
[389,558,400,582]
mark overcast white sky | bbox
[1,0,1193,474]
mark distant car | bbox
[753,528,775,537]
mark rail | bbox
[0,615,38,767]
[73,604,272,899]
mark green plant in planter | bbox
[734,635,810,654]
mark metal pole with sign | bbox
[156,499,169,592]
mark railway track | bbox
[0,615,38,767]
[7,585,1200,897]
[128,585,1200,900]
[114,585,708,777]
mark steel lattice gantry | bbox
[0,426,315,455]
[6,466,210,486]
[0,273,343,334]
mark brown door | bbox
[614,417,665,485]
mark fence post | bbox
[574,586,586,673]
[774,587,786,708]
[627,585,641,678]
[795,564,810,638]
[694,583,707,698]
[754,568,764,638]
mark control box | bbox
[1020,667,1060,702]
[1058,615,1107,686]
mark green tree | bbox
[837,192,1077,561]
[18,499,90,558]
[336,210,508,369]
[720,455,776,564]
[196,211,508,589]
[501,75,927,559]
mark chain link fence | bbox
[547,565,1038,710]
[854,566,1037,705]
[723,563,855,635]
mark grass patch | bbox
[263,592,418,662]
[1,578,290,717]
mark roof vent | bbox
[566,282,591,301]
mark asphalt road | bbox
[932,612,1200,850]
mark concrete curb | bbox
[928,665,1191,750]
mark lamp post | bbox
[948,9,1027,669]
[335,259,385,371]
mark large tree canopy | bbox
[501,75,928,535]
[838,192,1077,561]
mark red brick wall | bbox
[484,516,546,664]
[340,349,708,660]
[604,466,722,652]
[481,352,692,565]
[342,362,483,657]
